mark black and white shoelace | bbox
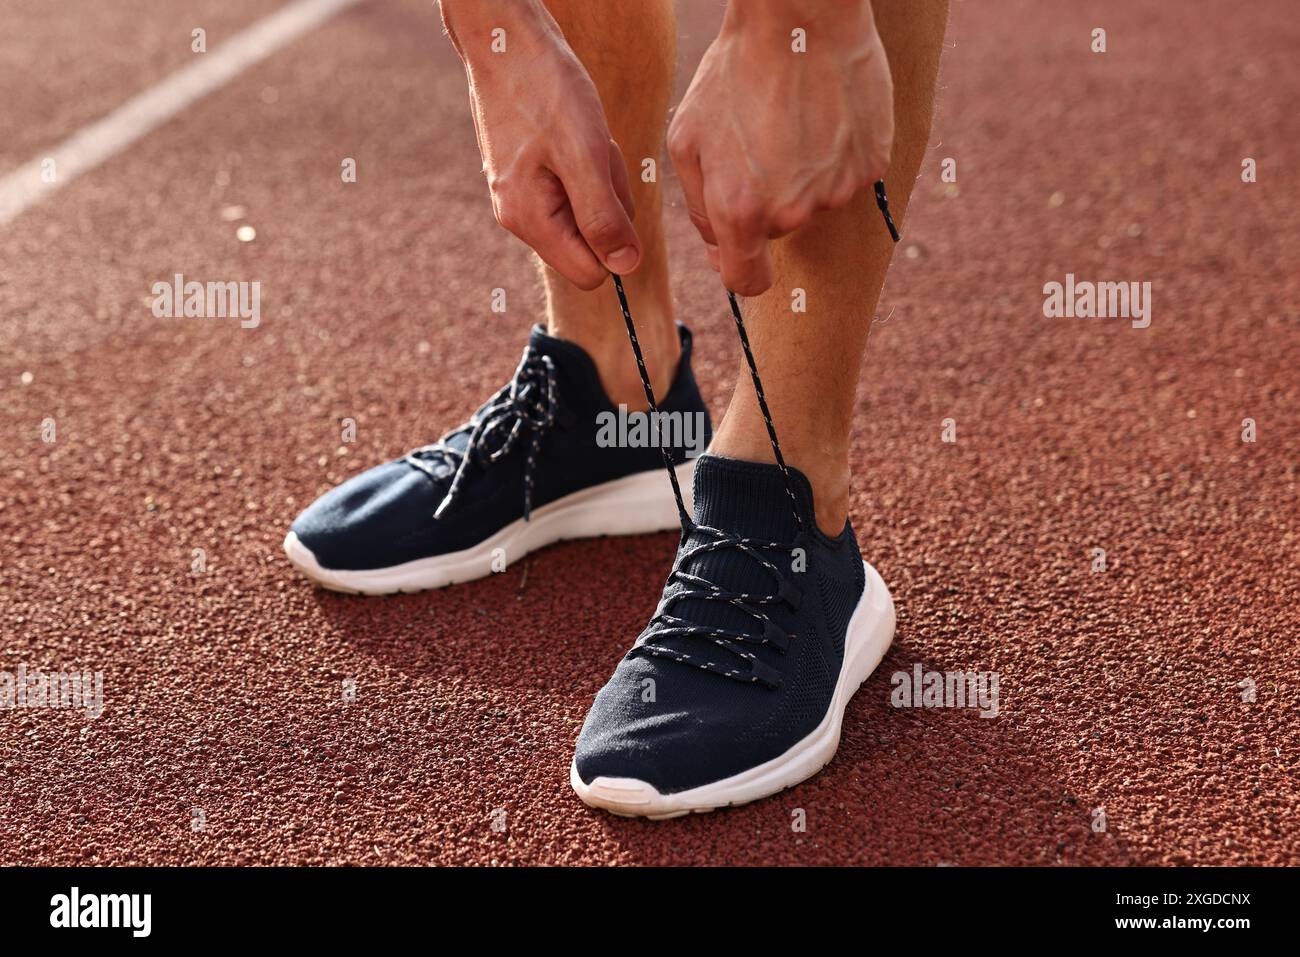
[615,181,902,687]
[406,347,557,522]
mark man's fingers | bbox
[717,239,773,297]
[494,171,607,290]
[668,132,718,247]
[714,218,773,296]
[708,177,775,296]
[536,199,610,290]
[606,139,636,222]
[556,139,641,275]
[675,127,772,294]
[687,205,719,248]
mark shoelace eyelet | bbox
[407,348,557,523]
[760,617,793,655]
[778,577,802,611]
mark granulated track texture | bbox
[1,0,1296,865]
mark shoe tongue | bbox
[691,454,814,541]
[658,454,813,651]
[526,325,607,408]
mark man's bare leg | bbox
[540,0,679,408]
[707,0,948,536]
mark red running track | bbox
[1,0,1296,865]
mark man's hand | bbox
[667,0,894,296]
[441,0,640,289]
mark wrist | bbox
[438,0,558,66]
[721,0,877,41]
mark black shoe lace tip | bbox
[874,180,901,243]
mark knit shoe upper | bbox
[289,323,709,572]
[573,453,867,795]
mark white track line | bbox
[0,0,365,226]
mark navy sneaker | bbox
[570,453,895,818]
[284,323,710,593]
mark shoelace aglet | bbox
[874,180,901,242]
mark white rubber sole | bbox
[570,560,896,819]
[283,460,695,595]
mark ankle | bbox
[598,327,681,409]
[804,466,850,536]
[552,306,680,410]
[709,424,850,537]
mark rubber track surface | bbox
[1,0,1296,865]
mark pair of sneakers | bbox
[284,322,895,818]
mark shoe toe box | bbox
[290,460,440,570]
[573,654,787,795]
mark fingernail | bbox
[605,246,638,272]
